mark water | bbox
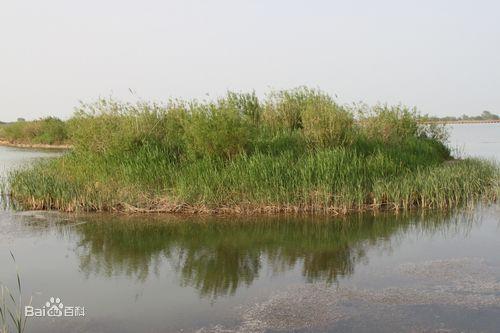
[0,124,498,333]
[448,123,500,160]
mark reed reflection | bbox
[71,211,476,297]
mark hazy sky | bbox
[1,0,499,121]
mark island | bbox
[1,88,498,214]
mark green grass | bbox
[5,87,499,214]
[0,117,68,145]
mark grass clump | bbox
[6,87,499,214]
[265,88,354,147]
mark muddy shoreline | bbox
[0,140,71,150]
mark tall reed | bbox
[5,88,499,214]
[0,252,30,333]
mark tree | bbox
[481,111,499,120]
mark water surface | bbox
[0,124,499,333]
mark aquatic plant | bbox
[0,252,31,333]
[5,88,499,214]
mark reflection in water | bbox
[68,211,477,298]
[0,128,497,333]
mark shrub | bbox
[263,87,354,147]
[183,99,256,159]
[360,104,420,143]
[301,94,354,147]
[69,99,187,160]
[35,117,68,144]
[0,117,68,144]
[69,99,138,154]
[263,87,309,131]
[224,91,262,125]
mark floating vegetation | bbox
[198,257,500,333]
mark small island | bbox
[1,88,499,214]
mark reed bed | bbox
[0,117,68,146]
[5,88,499,214]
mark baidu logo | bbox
[25,297,85,318]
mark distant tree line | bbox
[0,116,68,145]
[427,110,499,122]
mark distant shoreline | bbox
[422,119,500,125]
[0,140,71,150]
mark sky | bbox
[1,0,499,121]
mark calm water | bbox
[0,124,499,333]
